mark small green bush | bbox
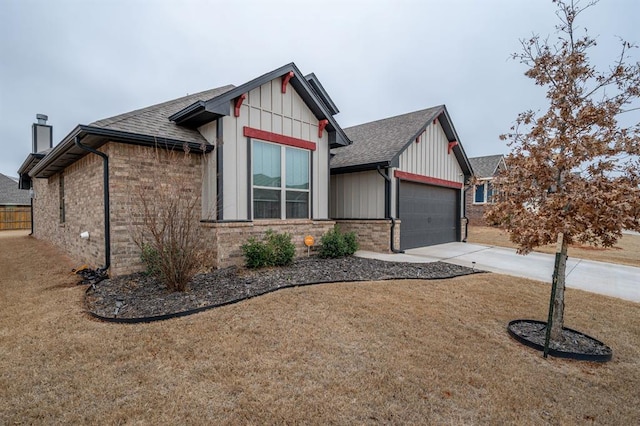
[140,243,161,277]
[319,227,359,258]
[241,229,295,268]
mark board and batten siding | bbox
[330,171,385,219]
[197,121,217,220]
[207,77,329,220]
[397,120,464,184]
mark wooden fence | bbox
[0,206,31,231]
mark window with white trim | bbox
[473,181,494,204]
[252,140,310,219]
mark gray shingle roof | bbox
[90,85,236,143]
[469,154,504,178]
[330,106,443,169]
[0,173,30,205]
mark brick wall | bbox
[109,143,204,276]
[333,219,400,252]
[32,150,106,269]
[31,142,205,277]
[201,219,336,268]
[465,189,488,226]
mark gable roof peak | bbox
[469,154,505,178]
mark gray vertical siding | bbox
[398,120,464,184]
[202,77,330,220]
[330,171,385,218]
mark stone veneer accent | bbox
[201,219,336,268]
[333,219,400,253]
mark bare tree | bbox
[128,144,209,292]
[487,0,640,344]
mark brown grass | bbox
[468,226,640,267]
[1,231,639,424]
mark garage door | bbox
[398,181,459,249]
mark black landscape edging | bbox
[85,271,483,324]
[507,319,612,362]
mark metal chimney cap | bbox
[36,114,48,124]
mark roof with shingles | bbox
[0,173,30,205]
[469,154,504,178]
[90,85,236,143]
[331,106,443,169]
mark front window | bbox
[252,140,309,219]
[474,181,494,204]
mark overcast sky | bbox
[1,0,639,178]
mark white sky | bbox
[1,0,639,177]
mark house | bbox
[330,106,473,251]
[18,63,350,276]
[0,173,32,230]
[466,154,506,226]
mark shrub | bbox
[241,229,295,268]
[140,243,161,277]
[319,227,359,258]
[129,147,209,292]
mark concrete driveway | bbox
[356,242,640,303]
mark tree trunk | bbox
[550,233,568,342]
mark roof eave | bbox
[330,161,391,175]
[304,72,340,115]
[17,152,45,175]
[439,106,473,179]
[29,125,213,178]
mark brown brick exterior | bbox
[465,188,490,226]
[333,219,400,252]
[32,150,106,268]
[201,219,336,268]
[31,142,342,275]
[32,143,204,276]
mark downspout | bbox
[29,196,34,236]
[376,166,404,253]
[74,136,110,272]
[462,183,470,242]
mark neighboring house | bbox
[0,173,31,230]
[466,154,506,226]
[330,106,474,251]
[18,63,350,276]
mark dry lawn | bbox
[468,226,640,268]
[1,231,639,424]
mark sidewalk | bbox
[356,242,640,303]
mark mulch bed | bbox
[84,256,478,320]
[508,319,612,361]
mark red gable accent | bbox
[448,141,459,154]
[234,94,246,117]
[394,170,462,189]
[243,127,316,151]
[281,71,294,93]
[318,119,329,138]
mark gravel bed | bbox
[85,256,478,320]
